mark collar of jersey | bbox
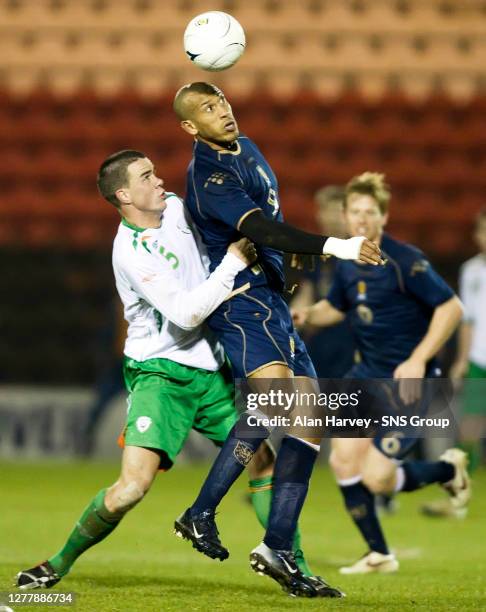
[196,138,241,157]
[121,217,153,232]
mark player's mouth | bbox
[224,120,237,132]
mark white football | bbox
[184,11,246,72]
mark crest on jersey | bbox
[136,416,152,433]
[233,440,254,466]
[357,304,373,324]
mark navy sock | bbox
[339,479,389,555]
[264,436,318,551]
[400,460,455,492]
[191,417,269,515]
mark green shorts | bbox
[121,356,238,468]
[462,361,486,416]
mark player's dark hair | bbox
[173,82,224,120]
[315,185,345,210]
[97,149,146,208]
[345,172,391,214]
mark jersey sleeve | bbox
[326,265,348,312]
[402,252,454,308]
[198,166,260,229]
[119,249,245,330]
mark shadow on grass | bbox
[74,572,282,597]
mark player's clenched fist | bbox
[323,236,384,265]
[228,238,258,266]
[291,307,309,329]
[357,238,384,265]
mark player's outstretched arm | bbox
[239,210,383,265]
[292,299,345,329]
[122,240,256,330]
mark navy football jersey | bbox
[184,136,285,292]
[327,234,454,376]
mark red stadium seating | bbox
[0,88,484,255]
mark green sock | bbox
[459,441,481,473]
[249,476,313,577]
[48,489,124,577]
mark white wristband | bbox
[322,236,365,260]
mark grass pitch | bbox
[1,461,485,611]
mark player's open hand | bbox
[228,238,258,266]
[357,238,384,266]
[393,357,426,404]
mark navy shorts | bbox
[208,286,316,379]
[344,363,443,460]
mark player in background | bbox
[422,208,486,517]
[290,185,354,378]
[292,172,470,574]
[15,150,279,589]
[172,82,382,598]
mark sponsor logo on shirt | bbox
[357,280,367,301]
[204,172,226,188]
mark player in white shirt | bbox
[422,209,486,517]
[16,149,282,589]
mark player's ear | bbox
[180,120,198,136]
[115,187,131,205]
[382,212,389,226]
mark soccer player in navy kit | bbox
[171,82,382,598]
[293,172,471,574]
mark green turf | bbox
[1,461,485,611]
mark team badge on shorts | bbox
[136,416,152,433]
[233,440,254,465]
[380,432,403,456]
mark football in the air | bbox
[183,11,246,72]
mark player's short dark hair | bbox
[173,82,224,120]
[345,172,391,214]
[97,150,146,207]
[315,185,345,210]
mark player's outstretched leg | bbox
[174,418,269,559]
[252,436,344,597]
[396,448,471,510]
[247,440,314,577]
[15,446,160,588]
[330,440,399,575]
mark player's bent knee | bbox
[362,471,394,494]
[329,448,359,478]
[110,479,148,512]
